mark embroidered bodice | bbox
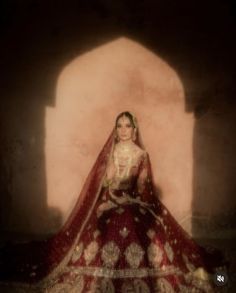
[104,142,148,192]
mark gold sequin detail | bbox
[71,243,84,263]
[124,242,144,269]
[122,279,150,293]
[182,253,196,272]
[147,243,163,268]
[101,241,120,268]
[84,241,99,265]
[93,230,101,239]
[155,278,175,292]
[116,207,125,214]
[164,242,174,263]
[146,229,155,239]
[119,227,130,238]
[90,278,115,293]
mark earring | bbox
[132,128,137,141]
[115,132,120,141]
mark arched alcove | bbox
[45,37,196,234]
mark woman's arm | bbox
[137,151,156,205]
[137,151,149,194]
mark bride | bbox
[0,111,228,292]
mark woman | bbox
[0,111,228,292]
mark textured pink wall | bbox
[45,38,194,231]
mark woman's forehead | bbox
[117,116,131,124]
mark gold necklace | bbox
[114,143,133,179]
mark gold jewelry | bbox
[114,132,120,142]
[132,128,137,141]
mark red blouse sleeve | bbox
[137,151,158,205]
[137,151,150,194]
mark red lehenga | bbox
[0,129,229,292]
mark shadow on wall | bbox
[0,0,235,241]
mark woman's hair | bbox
[115,111,137,129]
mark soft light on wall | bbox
[45,37,195,233]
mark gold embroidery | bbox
[89,278,100,293]
[84,241,99,265]
[147,243,163,268]
[186,267,217,292]
[46,275,84,293]
[66,275,84,293]
[163,209,168,215]
[107,144,146,191]
[101,278,115,293]
[113,143,144,181]
[1,266,219,292]
[116,207,125,214]
[71,243,84,263]
[146,229,155,239]
[139,208,146,215]
[121,281,133,293]
[185,272,215,293]
[155,278,175,293]
[97,200,117,217]
[0,265,184,292]
[134,279,150,293]
[164,242,174,263]
[182,253,196,272]
[178,284,192,293]
[191,279,214,293]
[65,265,182,278]
[101,241,120,268]
[124,242,144,269]
[93,230,101,239]
[46,282,72,293]
[90,278,115,293]
[119,227,130,238]
[121,279,150,293]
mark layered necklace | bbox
[114,143,134,179]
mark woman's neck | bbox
[118,139,133,145]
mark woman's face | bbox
[116,115,134,142]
